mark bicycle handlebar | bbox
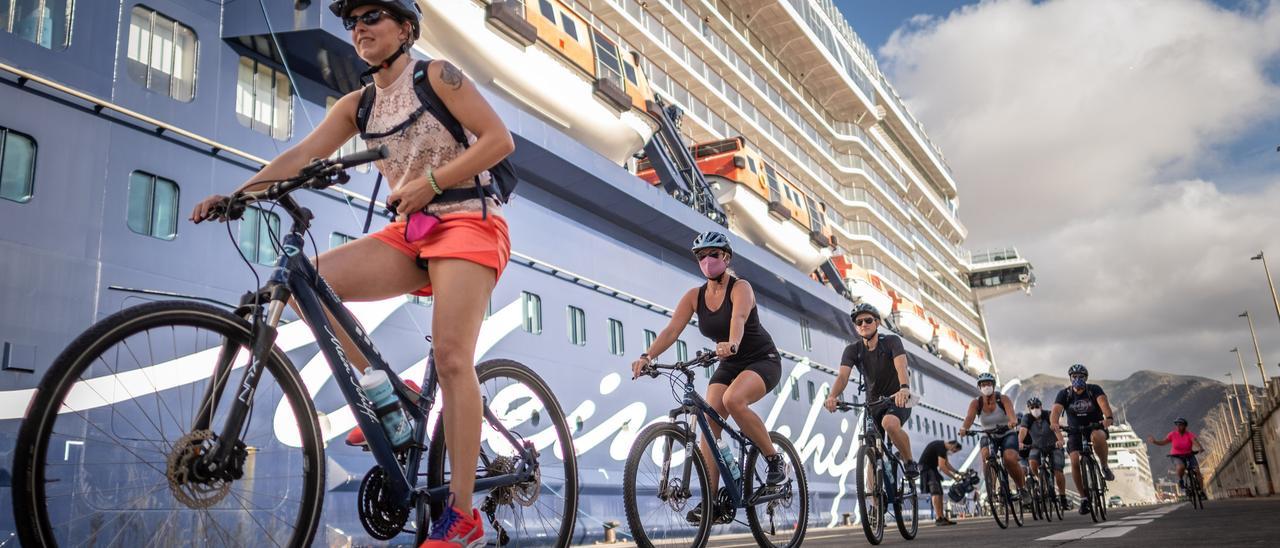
[210,145,389,221]
[832,396,890,412]
[639,351,719,378]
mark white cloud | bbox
[879,0,1280,380]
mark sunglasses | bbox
[343,9,396,31]
[696,250,726,260]
[854,317,877,326]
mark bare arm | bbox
[1001,396,1017,429]
[826,365,855,411]
[1098,395,1114,426]
[719,280,755,356]
[959,399,979,434]
[940,456,960,477]
[631,288,697,379]
[1050,404,1064,432]
[1149,436,1170,446]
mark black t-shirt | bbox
[840,334,906,401]
[1054,384,1106,425]
[919,439,948,471]
[1021,412,1057,448]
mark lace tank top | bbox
[362,61,499,217]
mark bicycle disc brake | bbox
[166,430,232,509]
[358,466,410,540]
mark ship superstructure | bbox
[0,0,1030,543]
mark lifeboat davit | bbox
[414,0,655,164]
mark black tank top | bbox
[696,277,777,364]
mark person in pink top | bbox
[1148,417,1204,494]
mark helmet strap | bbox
[359,41,409,83]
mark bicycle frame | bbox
[194,219,535,507]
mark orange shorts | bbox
[369,212,510,297]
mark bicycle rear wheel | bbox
[11,301,324,547]
[743,432,808,547]
[1006,471,1023,527]
[426,359,578,546]
[855,446,885,545]
[1191,471,1205,509]
[623,423,712,547]
[892,460,918,540]
[983,462,1008,529]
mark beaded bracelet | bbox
[427,170,443,195]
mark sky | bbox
[833,0,1280,382]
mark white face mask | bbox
[980,386,994,397]
[1031,409,1042,418]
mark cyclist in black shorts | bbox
[824,303,920,478]
[1020,397,1069,509]
[1050,363,1115,515]
[919,439,964,526]
[631,231,786,522]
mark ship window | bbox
[235,56,293,140]
[567,305,586,346]
[4,0,74,50]
[329,232,356,249]
[591,31,623,90]
[643,329,656,350]
[800,319,812,351]
[127,6,197,102]
[623,62,637,85]
[764,165,781,202]
[126,171,179,240]
[407,295,432,306]
[0,127,36,203]
[747,157,757,173]
[325,97,371,173]
[522,292,542,334]
[790,380,800,401]
[237,206,281,265]
[537,0,555,22]
[675,339,688,362]
[608,318,625,356]
[559,11,579,43]
[807,380,816,403]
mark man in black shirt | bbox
[825,304,919,477]
[1050,364,1114,515]
[1019,397,1069,510]
[919,439,963,526]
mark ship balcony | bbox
[877,88,958,199]
[968,247,1036,299]
[221,0,366,94]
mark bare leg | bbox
[1003,449,1026,488]
[721,371,776,457]
[1069,451,1084,493]
[881,415,912,460]
[1092,430,1109,466]
[699,383,729,499]
[428,258,496,513]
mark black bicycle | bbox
[1023,458,1047,522]
[967,428,1023,529]
[835,393,918,545]
[1173,450,1205,509]
[624,352,808,547]
[1031,447,1064,521]
[1067,423,1108,522]
[11,148,578,547]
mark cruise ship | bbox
[0,0,1035,544]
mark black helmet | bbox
[1067,363,1088,378]
[850,303,881,323]
[691,231,732,256]
[1027,396,1042,408]
[1174,417,1188,426]
[330,0,422,40]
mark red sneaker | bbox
[345,379,420,447]
[420,505,485,548]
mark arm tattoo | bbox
[440,61,464,90]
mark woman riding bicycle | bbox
[191,1,512,545]
[958,372,1027,500]
[629,231,787,523]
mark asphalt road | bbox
[704,497,1279,547]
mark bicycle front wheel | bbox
[743,432,808,547]
[426,359,579,546]
[983,462,1008,529]
[623,423,713,548]
[11,300,325,547]
[892,460,918,540]
[855,446,885,545]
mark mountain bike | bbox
[968,428,1023,529]
[1174,450,1205,509]
[624,352,808,547]
[1032,447,1064,521]
[1068,423,1108,522]
[1023,459,1046,521]
[10,147,578,547]
[835,392,918,545]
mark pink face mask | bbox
[699,256,727,279]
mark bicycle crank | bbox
[358,466,410,540]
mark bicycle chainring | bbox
[166,430,231,509]
[715,487,737,524]
[358,466,410,540]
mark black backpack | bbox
[355,59,517,231]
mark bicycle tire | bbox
[1028,477,1043,521]
[623,423,713,548]
[1040,469,1057,522]
[892,460,918,540]
[984,461,1008,529]
[1006,468,1023,527]
[1093,458,1107,521]
[1189,469,1203,509]
[425,359,579,547]
[11,300,325,548]
[743,432,808,547]
[1082,456,1101,522]
[855,446,885,544]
